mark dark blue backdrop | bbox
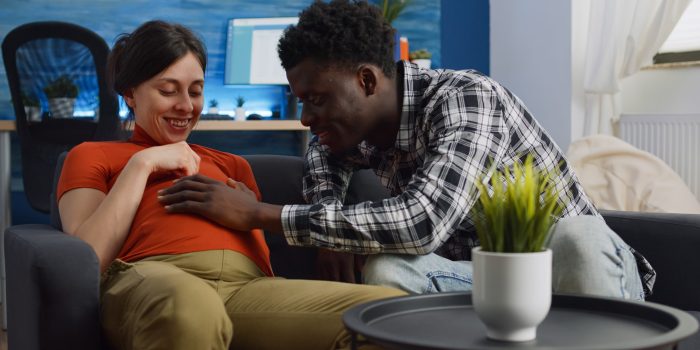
[441,0,489,75]
[2,0,489,224]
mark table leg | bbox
[351,332,358,350]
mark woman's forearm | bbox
[64,155,153,271]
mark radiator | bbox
[618,114,700,199]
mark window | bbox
[653,0,700,65]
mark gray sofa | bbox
[5,154,700,349]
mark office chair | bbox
[2,21,120,213]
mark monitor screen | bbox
[224,17,298,85]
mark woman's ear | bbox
[358,65,378,96]
[123,89,135,108]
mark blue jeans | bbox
[363,215,645,300]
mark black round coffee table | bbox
[343,292,698,350]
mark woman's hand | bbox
[132,141,201,176]
[158,174,261,230]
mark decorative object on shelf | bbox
[399,36,409,61]
[409,48,431,69]
[235,95,246,121]
[43,74,78,119]
[208,98,219,114]
[471,154,563,342]
[21,91,41,122]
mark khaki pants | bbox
[100,250,405,350]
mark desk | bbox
[343,292,699,350]
[0,119,308,234]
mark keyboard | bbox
[200,114,234,120]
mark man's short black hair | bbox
[278,0,396,77]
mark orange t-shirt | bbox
[56,125,272,276]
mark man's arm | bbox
[302,140,358,204]
[159,88,508,256]
[303,141,367,282]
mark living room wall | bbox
[490,0,573,148]
[4,0,491,224]
[0,0,443,119]
[622,66,700,115]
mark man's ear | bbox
[358,65,378,96]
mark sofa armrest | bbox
[5,224,101,350]
[601,210,700,311]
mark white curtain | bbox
[583,0,691,136]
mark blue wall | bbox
[441,0,489,74]
[0,0,441,119]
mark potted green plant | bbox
[21,92,41,122]
[470,154,563,342]
[378,0,411,61]
[43,75,78,119]
[235,96,246,121]
[409,48,431,69]
[380,0,411,24]
[208,98,219,115]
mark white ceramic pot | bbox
[24,106,41,122]
[472,247,552,342]
[48,98,75,119]
[235,107,246,121]
[412,59,431,69]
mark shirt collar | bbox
[394,61,424,152]
[129,123,160,147]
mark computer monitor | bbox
[224,17,298,86]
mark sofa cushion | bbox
[243,155,391,279]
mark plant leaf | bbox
[472,154,563,253]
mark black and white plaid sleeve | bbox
[300,140,355,206]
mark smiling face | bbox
[124,51,204,145]
[286,59,380,154]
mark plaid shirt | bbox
[281,61,655,296]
